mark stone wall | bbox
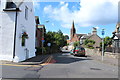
[85,48,119,59]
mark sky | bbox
[33,0,119,38]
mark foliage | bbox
[73,41,80,47]
[84,39,95,49]
[100,36,112,49]
[64,35,69,40]
[44,30,67,53]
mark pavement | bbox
[86,52,118,66]
[0,54,51,65]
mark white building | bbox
[0,0,36,62]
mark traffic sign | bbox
[42,38,44,40]
[42,40,45,43]
[47,43,51,46]
[102,29,105,35]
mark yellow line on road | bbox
[41,55,53,66]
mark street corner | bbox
[0,55,55,67]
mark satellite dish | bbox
[12,0,24,8]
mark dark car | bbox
[72,46,85,56]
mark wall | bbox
[0,1,36,62]
[85,48,119,59]
[88,34,102,48]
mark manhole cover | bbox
[90,68,101,70]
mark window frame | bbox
[25,6,28,20]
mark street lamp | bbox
[101,29,105,61]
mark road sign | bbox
[102,29,105,35]
[47,43,51,46]
[42,38,44,40]
[42,40,45,43]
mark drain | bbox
[90,68,101,70]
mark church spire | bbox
[70,20,76,40]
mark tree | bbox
[84,39,95,49]
[44,30,67,53]
[64,35,69,40]
[73,41,80,47]
[100,36,112,49]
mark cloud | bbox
[43,0,119,29]
[52,23,55,26]
[60,1,65,5]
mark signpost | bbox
[47,43,51,54]
[101,29,105,61]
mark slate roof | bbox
[76,34,86,39]
[112,34,120,39]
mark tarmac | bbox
[0,52,119,67]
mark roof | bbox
[112,34,120,39]
[76,34,86,39]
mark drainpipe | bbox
[13,8,18,60]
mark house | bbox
[35,16,46,55]
[80,27,102,48]
[35,16,41,48]
[0,0,36,62]
[69,21,102,49]
[112,23,120,53]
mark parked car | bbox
[71,46,85,56]
[70,49,74,55]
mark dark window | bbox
[25,6,28,20]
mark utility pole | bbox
[101,29,105,61]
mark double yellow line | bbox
[41,55,53,66]
[0,55,53,67]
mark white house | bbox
[0,0,36,62]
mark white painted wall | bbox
[0,0,2,59]
[0,0,36,62]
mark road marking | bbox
[41,55,53,65]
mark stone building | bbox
[69,21,102,48]
[80,27,102,48]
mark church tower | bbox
[70,21,76,40]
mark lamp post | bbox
[101,29,105,61]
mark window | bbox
[118,27,120,33]
[25,6,28,20]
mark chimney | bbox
[88,33,91,36]
[92,27,97,35]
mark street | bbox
[0,52,118,78]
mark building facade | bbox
[112,23,120,53]
[70,21,101,48]
[0,0,36,62]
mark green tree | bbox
[64,35,69,40]
[44,30,67,53]
[100,36,112,49]
[73,41,80,47]
[84,39,95,49]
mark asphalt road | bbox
[1,52,118,78]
